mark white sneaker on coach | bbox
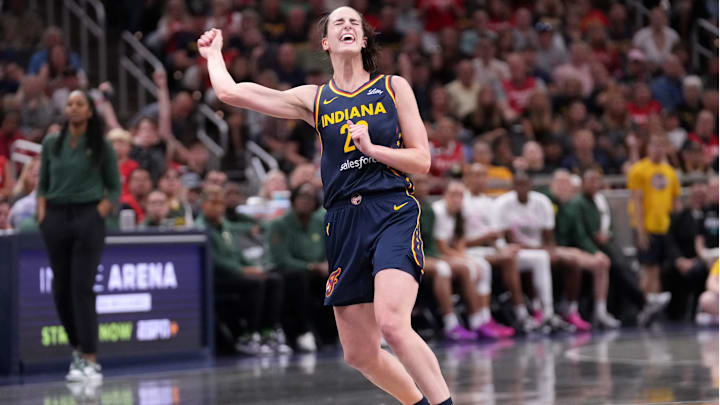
[595,312,621,329]
[80,359,103,382]
[65,351,85,382]
[296,332,317,352]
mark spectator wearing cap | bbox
[620,48,651,85]
[678,76,704,131]
[650,55,685,110]
[265,183,332,351]
[534,21,568,76]
[632,7,680,68]
[108,129,140,197]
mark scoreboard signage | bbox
[15,239,207,365]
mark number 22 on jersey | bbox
[340,120,368,153]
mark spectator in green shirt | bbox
[265,183,334,351]
[571,167,669,326]
[37,89,121,381]
[196,184,289,355]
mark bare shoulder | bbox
[389,75,412,93]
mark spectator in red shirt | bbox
[688,110,719,162]
[417,0,463,33]
[627,81,661,127]
[577,0,609,32]
[0,155,14,199]
[109,129,140,197]
[503,53,545,117]
[486,0,513,33]
[0,110,23,159]
[430,116,465,178]
[120,167,153,224]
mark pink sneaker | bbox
[487,318,515,338]
[475,321,505,339]
[533,310,544,324]
[564,312,591,332]
[444,325,477,341]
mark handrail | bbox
[58,0,107,83]
[197,104,229,153]
[691,19,719,70]
[121,31,165,72]
[246,141,279,171]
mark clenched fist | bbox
[347,120,374,156]
[197,28,223,59]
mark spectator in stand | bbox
[41,43,88,101]
[140,190,174,230]
[158,167,193,228]
[512,8,538,51]
[664,109,688,154]
[534,21,568,77]
[120,167,153,224]
[486,0,512,33]
[472,34,510,90]
[8,158,39,227]
[0,109,23,159]
[129,116,169,183]
[571,167,668,325]
[0,198,11,231]
[513,141,552,176]
[650,55,685,110]
[620,49,651,85]
[280,6,309,44]
[522,90,555,145]
[0,0,43,49]
[702,177,719,262]
[469,139,512,197]
[462,86,506,138]
[607,3,633,44]
[9,156,39,204]
[688,110,718,163]
[632,7,680,68]
[503,53,545,117]
[417,0,463,33]
[663,183,711,320]
[627,81,662,127]
[553,42,594,98]
[445,59,481,121]
[196,184,289,355]
[108,129,139,197]
[271,43,305,87]
[144,0,190,53]
[562,129,613,175]
[460,9,489,56]
[265,183,331,351]
[204,169,228,188]
[27,26,82,75]
[429,117,465,179]
[432,181,516,338]
[678,75,703,131]
[696,260,718,325]
[628,133,680,316]
[288,163,322,191]
[15,75,56,142]
[587,23,620,74]
[680,139,714,176]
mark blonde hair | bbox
[107,128,132,143]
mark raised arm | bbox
[198,29,317,126]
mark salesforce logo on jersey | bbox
[340,155,378,171]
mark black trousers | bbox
[215,270,283,335]
[278,271,336,342]
[662,259,709,320]
[40,201,105,355]
[603,241,647,318]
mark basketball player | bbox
[198,7,452,405]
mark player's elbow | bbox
[416,154,431,174]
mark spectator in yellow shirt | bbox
[628,133,681,316]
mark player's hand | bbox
[197,28,223,59]
[347,120,374,156]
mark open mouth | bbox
[341,33,355,44]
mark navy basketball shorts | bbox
[323,190,425,306]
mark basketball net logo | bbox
[325,267,342,297]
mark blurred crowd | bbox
[0,0,718,354]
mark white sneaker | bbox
[595,312,621,329]
[266,329,293,355]
[81,360,103,382]
[65,351,84,382]
[638,292,671,326]
[296,332,317,352]
[235,332,273,356]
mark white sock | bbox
[469,312,487,329]
[647,293,658,303]
[568,301,579,314]
[595,300,608,317]
[532,298,542,312]
[443,313,460,332]
[515,305,529,319]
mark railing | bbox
[117,31,229,171]
[691,19,719,70]
[43,0,106,83]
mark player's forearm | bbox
[368,144,430,175]
[206,51,241,104]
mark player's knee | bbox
[343,344,380,372]
[699,291,718,314]
[376,313,407,346]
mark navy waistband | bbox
[326,189,409,210]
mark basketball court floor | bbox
[1,327,717,404]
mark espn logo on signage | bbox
[136,319,179,342]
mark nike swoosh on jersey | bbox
[323,97,338,105]
[393,202,409,211]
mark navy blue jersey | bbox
[313,74,412,208]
